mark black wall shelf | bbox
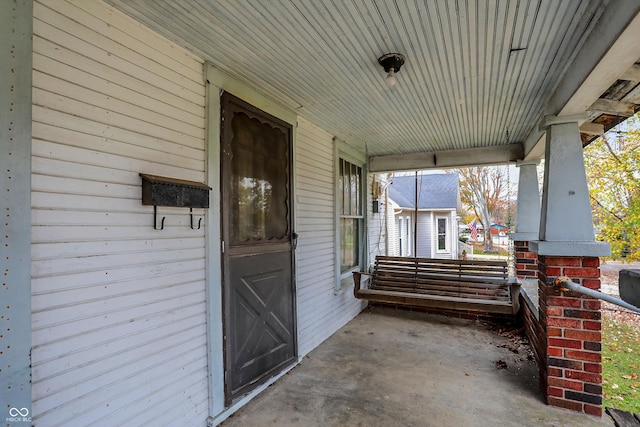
[140,173,211,230]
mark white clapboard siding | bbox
[33,109,204,161]
[33,37,202,117]
[31,237,205,260]
[295,117,366,357]
[387,200,399,257]
[367,174,387,268]
[32,0,208,425]
[34,1,204,102]
[32,140,204,182]
[417,212,433,258]
[33,71,204,137]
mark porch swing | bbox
[354,152,520,316]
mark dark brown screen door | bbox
[220,93,297,404]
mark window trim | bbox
[335,144,366,291]
[435,215,449,253]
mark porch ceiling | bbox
[106,0,640,169]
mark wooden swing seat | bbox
[353,256,520,315]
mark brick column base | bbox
[514,240,538,279]
[538,255,602,416]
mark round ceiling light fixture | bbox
[378,53,405,87]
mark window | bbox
[437,217,448,252]
[339,158,363,273]
[396,216,411,257]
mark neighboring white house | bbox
[387,173,461,259]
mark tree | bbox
[456,166,512,251]
[584,114,640,261]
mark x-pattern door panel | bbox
[228,252,294,395]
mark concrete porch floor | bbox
[221,307,614,427]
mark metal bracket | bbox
[190,208,203,230]
[154,205,166,230]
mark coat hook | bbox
[190,208,202,230]
[154,205,165,230]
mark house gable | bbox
[387,173,460,259]
[388,173,460,211]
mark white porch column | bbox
[510,162,541,242]
[530,116,609,256]
[1,0,32,420]
[529,116,609,416]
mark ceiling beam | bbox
[588,98,637,116]
[551,4,640,117]
[369,144,524,173]
[621,63,640,82]
[580,122,605,136]
[523,3,640,160]
[539,113,589,130]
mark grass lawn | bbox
[470,242,509,256]
[602,313,640,413]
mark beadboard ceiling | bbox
[106,0,640,166]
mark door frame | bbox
[204,62,299,419]
[220,92,298,404]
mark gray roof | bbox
[388,173,459,210]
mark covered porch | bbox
[220,307,611,426]
[2,0,640,425]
